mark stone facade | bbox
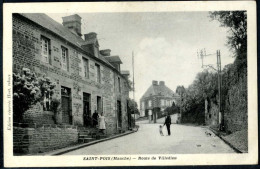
[13,13,131,135]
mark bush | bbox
[13,68,58,123]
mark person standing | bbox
[99,112,106,134]
[92,110,99,128]
[164,114,172,136]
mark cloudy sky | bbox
[47,12,234,107]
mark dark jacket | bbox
[92,112,99,122]
[164,115,171,125]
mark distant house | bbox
[139,81,179,121]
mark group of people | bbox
[91,111,172,136]
[92,111,106,134]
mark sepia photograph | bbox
[3,1,257,167]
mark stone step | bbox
[78,135,92,138]
[79,131,91,135]
[78,138,95,143]
[95,135,107,140]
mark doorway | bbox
[83,93,91,127]
[127,100,132,129]
[61,86,72,124]
[117,100,122,128]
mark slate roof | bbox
[20,13,85,48]
[140,83,175,100]
[18,13,116,70]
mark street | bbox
[62,123,235,155]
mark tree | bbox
[176,85,185,97]
[209,11,247,75]
[128,99,140,115]
[13,68,57,123]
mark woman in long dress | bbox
[99,112,106,134]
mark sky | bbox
[46,12,234,107]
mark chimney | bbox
[152,80,158,85]
[159,81,165,86]
[84,32,97,41]
[84,32,99,58]
[62,14,82,37]
[100,49,111,56]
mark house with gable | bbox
[139,80,179,122]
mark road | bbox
[62,123,235,155]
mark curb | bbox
[208,127,242,153]
[44,130,137,156]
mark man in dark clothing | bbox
[92,110,99,127]
[164,115,172,136]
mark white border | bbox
[3,1,257,167]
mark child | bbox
[159,125,164,136]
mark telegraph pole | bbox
[198,49,224,131]
[217,50,224,131]
[132,51,136,127]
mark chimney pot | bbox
[159,81,165,85]
[100,49,111,56]
[152,80,158,85]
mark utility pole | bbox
[198,49,224,131]
[217,50,224,131]
[132,51,136,128]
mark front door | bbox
[83,93,91,127]
[117,100,122,128]
[61,86,72,124]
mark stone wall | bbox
[23,102,55,125]
[13,14,130,135]
[205,77,247,133]
[224,77,247,132]
[13,126,78,154]
[205,100,219,128]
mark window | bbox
[95,64,101,83]
[61,46,69,71]
[161,99,164,106]
[148,100,152,107]
[41,36,51,63]
[142,110,145,116]
[82,57,89,78]
[118,77,121,92]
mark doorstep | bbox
[207,126,242,153]
[42,129,138,156]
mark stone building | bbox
[13,13,131,135]
[139,81,179,122]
